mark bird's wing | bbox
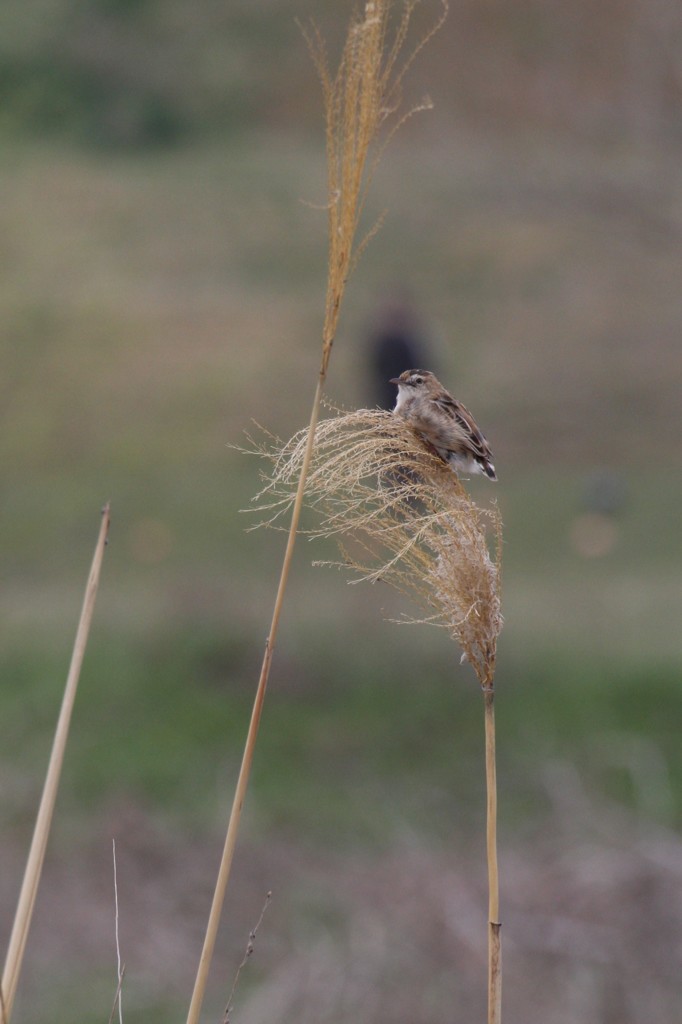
[433,394,494,460]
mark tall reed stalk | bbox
[1,504,110,1024]
[186,5,447,1023]
[251,408,503,1022]
[484,687,501,1024]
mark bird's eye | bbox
[413,376,423,385]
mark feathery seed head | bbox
[249,406,502,688]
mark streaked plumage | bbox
[390,369,497,480]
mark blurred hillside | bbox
[2,0,682,147]
[1,3,682,1023]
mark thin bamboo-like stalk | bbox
[484,686,501,1024]
[1,504,110,1023]
[185,5,447,1020]
[185,379,325,1024]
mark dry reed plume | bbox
[250,406,503,1023]
[251,408,502,687]
[306,0,447,371]
[186,5,447,1023]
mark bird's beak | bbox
[389,377,401,385]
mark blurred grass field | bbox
[2,2,682,1022]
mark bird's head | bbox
[389,369,436,392]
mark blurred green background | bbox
[1,2,681,1022]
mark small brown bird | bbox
[390,369,497,480]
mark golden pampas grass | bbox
[304,1,447,375]
[251,407,502,688]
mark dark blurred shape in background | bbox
[367,290,434,409]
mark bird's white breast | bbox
[393,386,411,415]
